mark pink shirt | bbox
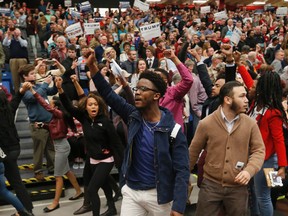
[160,63,193,131]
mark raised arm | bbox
[86,49,136,123]
[47,59,66,76]
[10,82,31,114]
[189,49,213,97]
[55,77,85,122]
[70,74,85,98]
[164,49,193,100]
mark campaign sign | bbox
[276,7,288,17]
[134,0,149,12]
[84,23,100,35]
[230,27,242,46]
[65,22,83,39]
[120,1,130,8]
[140,22,161,41]
[201,6,210,14]
[214,11,228,21]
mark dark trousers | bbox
[196,178,249,216]
[83,160,114,216]
[3,149,33,211]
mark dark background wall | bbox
[2,0,133,9]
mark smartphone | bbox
[269,171,283,187]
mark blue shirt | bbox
[127,120,156,189]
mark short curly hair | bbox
[139,71,167,97]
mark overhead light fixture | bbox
[253,1,266,4]
[284,0,288,2]
[146,0,161,2]
[193,0,208,3]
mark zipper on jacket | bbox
[91,119,94,127]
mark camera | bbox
[45,59,56,65]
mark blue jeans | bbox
[254,154,278,216]
[0,162,25,211]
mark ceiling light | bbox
[253,1,266,4]
[194,0,208,3]
[146,0,161,2]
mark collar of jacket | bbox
[129,106,174,133]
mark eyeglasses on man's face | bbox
[132,86,158,93]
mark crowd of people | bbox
[0,0,288,216]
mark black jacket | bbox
[59,92,124,166]
[0,91,23,156]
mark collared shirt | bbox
[249,106,268,120]
[220,107,239,133]
[146,57,155,68]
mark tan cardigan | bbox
[189,107,265,187]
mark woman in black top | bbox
[55,77,123,216]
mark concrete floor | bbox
[1,186,287,216]
[0,187,121,216]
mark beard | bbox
[231,100,246,114]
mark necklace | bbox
[142,118,160,132]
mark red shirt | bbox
[254,108,287,166]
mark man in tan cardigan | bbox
[189,81,265,216]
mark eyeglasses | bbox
[132,86,158,93]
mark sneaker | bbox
[73,163,79,169]
[79,162,85,169]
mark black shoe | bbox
[69,192,84,200]
[73,205,92,215]
[113,191,122,202]
[100,207,117,216]
[18,209,34,216]
[43,204,60,213]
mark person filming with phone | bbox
[3,28,28,93]
[34,58,66,87]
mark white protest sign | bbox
[65,22,83,39]
[195,18,201,24]
[134,0,150,12]
[71,10,82,19]
[64,0,72,7]
[0,0,4,2]
[0,8,10,15]
[214,11,228,21]
[201,6,210,14]
[120,1,130,8]
[110,59,124,78]
[80,1,92,13]
[230,27,242,46]
[84,23,100,35]
[94,17,103,22]
[47,35,54,45]
[276,7,288,17]
[140,22,161,41]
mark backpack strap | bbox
[169,123,181,155]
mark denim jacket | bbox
[93,72,190,214]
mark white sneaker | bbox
[79,162,85,169]
[73,163,79,169]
